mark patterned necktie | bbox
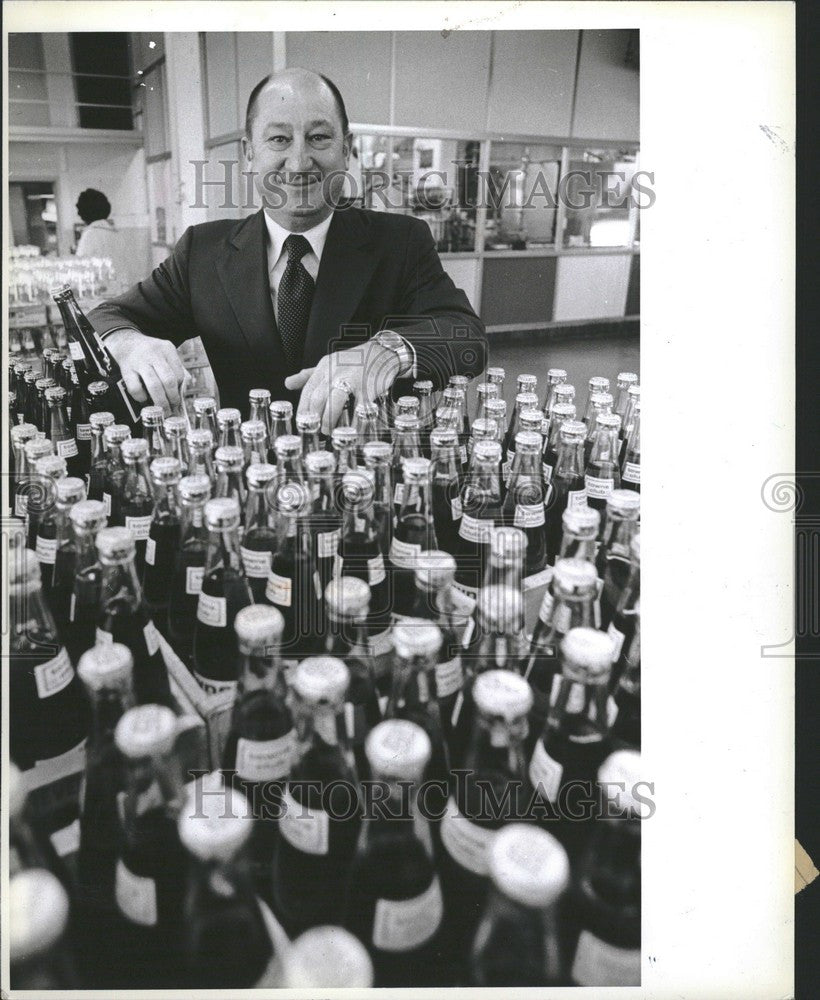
[277,234,315,370]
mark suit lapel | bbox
[302,209,379,367]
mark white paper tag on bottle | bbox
[34,647,74,699]
[514,503,546,528]
[265,572,292,607]
[538,590,555,625]
[145,536,156,566]
[317,529,339,559]
[585,475,615,500]
[529,739,563,803]
[567,488,587,510]
[622,462,640,484]
[115,859,157,926]
[459,444,468,464]
[35,535,57,564]
[458,514,493,544]
[76,423,92,441]
[389,536,421,568]
[143,620,160,657]
[50,818,80,857]
[102,492,112,515]
[440,798,496,875]
[186,565,204,595]
[553,601,572,635]
[394,482,419,507]
[236,732,294,781]
[197,591,227,627]
[15,493,28,517]
[125,514,152,541]
[543,462,554,483]
[192,671,236,697]
[571,929,640,987]
[608,621,626,662]
[368,553,386,586]
[372,876,443,952]
[56,437,79,459]
[241,546,272,578]
[96,627,113,646]
[450,496,462,520]
[279,787,329,856]
[435,656,464,699]
[68,340,84,361]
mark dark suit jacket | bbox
[89,207,487,414]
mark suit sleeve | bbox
[87,226,197,348]
[381,218,488,390]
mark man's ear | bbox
[241,136,253,163]
[342,132,353,164]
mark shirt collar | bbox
[263,211,334,267]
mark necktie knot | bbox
[284,233,312,263]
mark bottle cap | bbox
[187,427,214,448]
[473,668,533,720]
[519,412,544,432]
[178,475,212,504]
[589,376,610,392]
[216,407,241,427]
[627,384,641,398]
[246,462,278,487]
[392,619,443,659]
[179,779,253,861]
[325,576,370,617]
[401,456,431,482]
[192,395,216,414]
[204,496,240,529]
[489,527,527,564]
[429,427,458,449]
[477,584,523,631]
[55,477,86,504]
[486,366,506,381]
[163,415,187,436]
[513,430,542,451]
[517,373,537,388]
[361,439,391,463]
[595,413,621,431]
[589,391,614,410]
[34,455,67,479]
[617,372,639,387]
[10,550,41,590]
[273,434,302,456]
[8,869,70,963]
[10,423,39,444]
[50,282,72,297]
[234,603,284,650]
[69,498,108,532]
[103,423,131,445]
[296,411,321,432]
[606,489,641,516]
[340,469,375,507]
[90,410,115,428]
[35,377,56,391]
[598,749,643,815]
[449,374,469,388]
[331,426,358,447]
[397,395,419,412]
[547,368,567,382]
[115,703,177,758]
[442,387,464,405]
[24,370,39,384]
[121,437,149,460]
[24,438,55,462]
[304,450,336,474]
[269,399,293,419]
[415,550,456,590]
[413,379,433,393]
[561,627,614,683]
[515,392,540,408]
[552,558,598,596]
[283,926,373,988]
[87,380,111,399]
[78,642,134,692]
[489,825,570,909]
[44,385,67,403]
[214,445,244,469]
[365,719,432,780]
[140,405,164,423]
[393,413,421,432]
[472,439,502,463]
[9,762,25,819]
[292,656,349,706]
[435,406,461,429]
[13,361,33,374]
[240,419,267,441]
[150,456,182,485]
[631,532,641,562]
[476,381,498,397]
[561,505,601,536]
[485,400,507,421]
[96,526,136,563]
[559,420,586,442]
[249,388,271,404]
[270,480,310,515]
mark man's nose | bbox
[284,138,314,174]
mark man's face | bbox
[243,75,350,231]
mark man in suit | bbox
[89,67,486,431]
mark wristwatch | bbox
[373,330,414,377]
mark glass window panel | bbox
[562,147,639,248]
[483,142,562,250]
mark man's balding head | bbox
[245,68,349,141]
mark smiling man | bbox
[88,67,485,427]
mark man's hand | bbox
[105,328,187,415]
[285,339,405,435]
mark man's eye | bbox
[310,134,331,143]
[268,135,289,145]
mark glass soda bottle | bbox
[391,413,423,513]
[282,925,373,988]
[62,499,107,664]
[214,444,246,513]
[362,439,394,557]
[503,430,549,581]
[69,368,93,478]
[559,504,600,561]
[241,418,268,472]
[470,824,570,986]
[610,596,640,748]
[41,475,85,614]
[36,377,58,433]
[541,366,568,417]
[602,532,640,685]
[163,414,190,474]
[582,376,611,424]
[192,395,218,442]
[503,373,537,454]
[10,422,39,518]
[413,378,435,456]
[272,657,361,935]
[502,391,540,485]
[216,406,242,449]
[621,400,641,492]
[120,437,155,578]
[472,379,499,425]
[9,549,88,771]
[143,456,183,623]
[389,456,438,617]
[345,719,446,986]
[168,474,211,665]
[619,383,641,463]
[296,410,322,457]
[113,704,190,987]
[140,405,167,460]
[545,419,587,562]
[8,761,68,884]
[86,409,115,502]
[187,427,215,480]
[354,400,381,464]
[102,422,132,525]
[9,869,78,990]
[24,445,58,549]
[614,371,639,420]
[596,489,640,580]
[455,439,504,592]
[248,387,272,451]
[305,449,343,624]
[22,369,40,429]
[46,385,83,478]
[240,462,278,602]
[331,424,358,478]
[429,426,464,556]
[193,497,253,695]
[585,413,622,515]
[583,391,614,465]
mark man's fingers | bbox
[322,383,348,435]
[140,367,172,415]
[161,342,187,386]
[285,367,317,392]
[123,369,148,403]
[153,361,182,409]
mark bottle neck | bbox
[11,583,59,644]
[123,749,185,824]
[473,620,526,673]
[218,425,241,449]
[508,447,544,490]
[292,698,350,759]
[187,443,214,479]
[465,460,502,504]
[87,684,136,750]
[466,708,529,776]
[237,646,287,700]
[180,498,208,542]
[343,501,379,541]
[432,445,460,481]
[583,813,641,909]
[600,514,638,562]
[390,651,436,710]
[559,532,597,563]
[152,481,181,521]
[166,434,189,470]
[243,483,270,530]
[364,459,392,505]
[74,527,101,571]
[123,459,153,501]
[215,468,246,509]
[555,438,585,480]
[48,403,70,437]
[278,453,305,484]
[101,557,145,610]
[204,524,244,574]
[589,426,620,466]
[143,423,166,460]
[90,427,107,464]
[308,470,336,510]
[547,673,609,742]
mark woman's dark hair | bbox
[76,188,111,224]
[245,72,349,139]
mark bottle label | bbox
[567,488,587,510]
[236,732,294,781]
[368,553,386,586]
[279,787,329,856]
[538,590,554,625]
[458,514,494,544]
[186,565,204,595]
[241,546,272,578]
[514,503,545,528]
[197,591,227,627]
[317,529,339,559]
[50,818,81,858]
[552,601,572,635]
[76,423,92,441]
[585,475,615,499]
[435,656,463,699]
[125,514,152,541]
[265,572,292,607]
[56,437,78,459]
[33,647,75,699]
[502,459,512,484]
[394,482,419,507]
[524,566,552,592]
[102,492,112,516]
[96,627,113,645]
[35,534,57,564]
[145,536,156,566]
[529,739,563,803]
[68,340,84,361]
[14,493,28,517]
[143,620,160,657]
[622,461,640,484]
[543,462,554,483]
[372,877,443,952]
[193,671,237,697]
[459,444,468,464]
[571,929,640,987]
[608,621,626,662]
[115,859,157,927]
[389,536,422,568]
[440,798,495,875]
[369,626,393,657]
[450,496,462,520]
